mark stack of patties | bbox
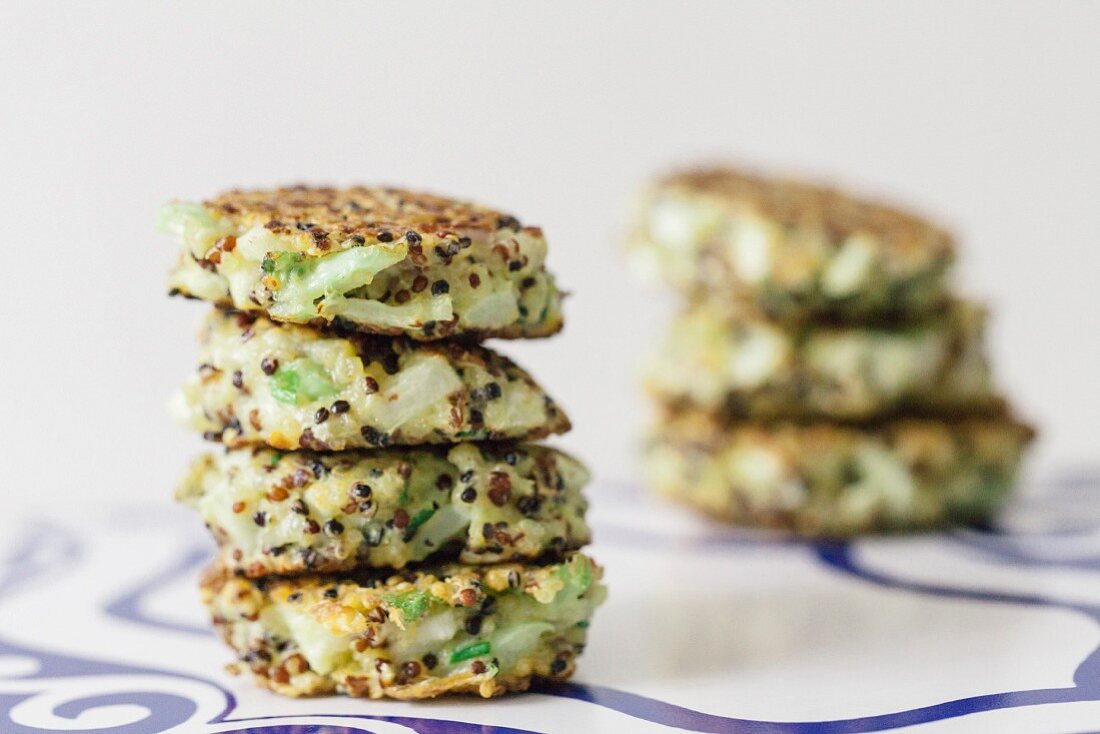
[627,168,1035,536]
[161,186,604,699]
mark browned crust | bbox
[203,185,536,252]
[656,166,954,255]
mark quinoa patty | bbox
[161,186,563,340]
[175,309,569,450]
[644,408,1035,536]
[178,443,590,576]
[646,300,995,420]
[203,553,604,699]
[627,167,955,321]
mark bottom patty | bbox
[202,553,604,699]
[644,409,1035,537]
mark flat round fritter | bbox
[646,300,996,420]
[202,553,605,699]
[178,443,590,576]
[174,309,569,450]
[627,167,955,322]
[161,186,563,340]
[644,408,1035,537]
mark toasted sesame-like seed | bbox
[364,376,380,393]
[468,273,481,288]
[412,274,429,293]
[392,509,410,529]
[472,660,487,674]
[331,399,350,414]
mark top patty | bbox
[161,186,563,340]
[627,166,955,322]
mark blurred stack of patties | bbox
[628,168,1034,536]
[161,186,603,699]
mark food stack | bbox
[627,168,1034,536]
[161,186,604,699]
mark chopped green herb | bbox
[384,590,434,622]
[269,452,284,468]
[575,620,589,629]
[449,640,491,664]
[405,507,436,535]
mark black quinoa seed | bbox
[324,587,338,599]
[252,511,267,527]
[405,230,422,246]
[464,616,483,635]
[485,382,502,399]
[352,483,373,499]
[261,357,278,375]
[232,370,244,389]
[324,519,345,536]
[314,407,330,424]
[331,400,350,414]
[422,653,438,670]
[460,487,477,503]
[551,658,568,675]
[461,470,475,483]
[436,474,454,491]
[516,495,540,516]
[377,230,394,243]
[431,279,450,296]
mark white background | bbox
[1,1,1097,507]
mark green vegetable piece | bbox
[556,555,593,599]
[405,507,436,536]
[264,251,309,280]
[269,359,339,405]
[385,590,434,622]
[450,640,491,664]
